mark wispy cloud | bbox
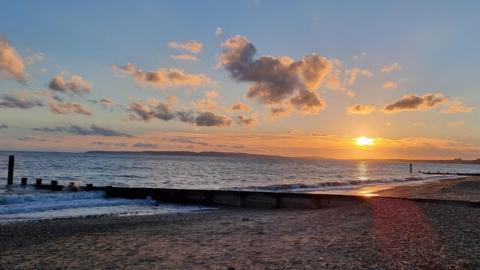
[347,104,376,115]
[345,68,372,85]
[383,81,398,89]
[48,99,92,116]
[33,124,133,137]
[112,63,212,89]
[441,100,474,114]
[168,40,203,54]
[231,102,251,112]
[0,91,44,109]
[381,62,401,73]
[383,93,447,113]
[171,54,198,61]
[133,142,158,149]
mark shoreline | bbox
[1,177,480,269]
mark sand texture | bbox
[1,177,480,269]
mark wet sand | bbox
[1,177,480,269]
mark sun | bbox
[356,136,374,147]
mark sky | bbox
[0,0,479,159]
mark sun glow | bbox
[356,136,374,147]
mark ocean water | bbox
[1,151,479,223]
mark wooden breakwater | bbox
[4,155,480,209]
[420,171,480,176]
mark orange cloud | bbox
[231,102,251,112]
[347,104,376,115]
[346,68,372,85]
[0,37,25,81]
[48,99,92,116]
[380,62,401,73]
[168,40,203,54]
[441,100,474,114]
[49,73,92,95]
[383,81,397,89]
[171,54,198,61]
[112,63,212,89]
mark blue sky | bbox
[0,1,479,158]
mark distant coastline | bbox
[83,150,480,165]
[1,150,479,165]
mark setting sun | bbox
[356,136,375,147]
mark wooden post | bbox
[85,183,93,191]
[51,180,58,189]
[7,155,14,185]
[410,163,413,174]
[35,178,42,186]
[21,177,27,185]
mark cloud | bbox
[193,91,220,112]
[235,115,256,127]
[164,137,209,147]
[0,123,8,129]
[128,98,176,121]
[168,40,203,54]
[48,99,92,116]
[441,100,474,114]
[112,63,212,89]
[33,124,133,137]
[269,105,292,117]
[289,90,326,114]
[133,142,158,149]
[383,93,447,113]
[128,97,232,127]
[347,104,376,115]
[18,136,47,142]
[194,112,231,127]
[381,62,401,73]
[171,54,198,61]
[346,68,372,85]
[231,102,251,112]
[215,27,224,36]
[0,91,44,109]
[220,35,331,113]
[90,141,129,147]
[48,73,92,95]
[25,52,45,65]
[0,37,25,81]
[383,81,398,89]
[352,52,367,61]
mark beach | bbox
[1,177,479,269]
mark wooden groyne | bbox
[419,171,480,176]
[3,155,480,209]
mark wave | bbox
[232,175,458,192]
[0,191,156,215]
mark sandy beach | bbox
[1,177,480,270]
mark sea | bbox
[1,151,479,223]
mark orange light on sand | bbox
[356,136,374,147]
